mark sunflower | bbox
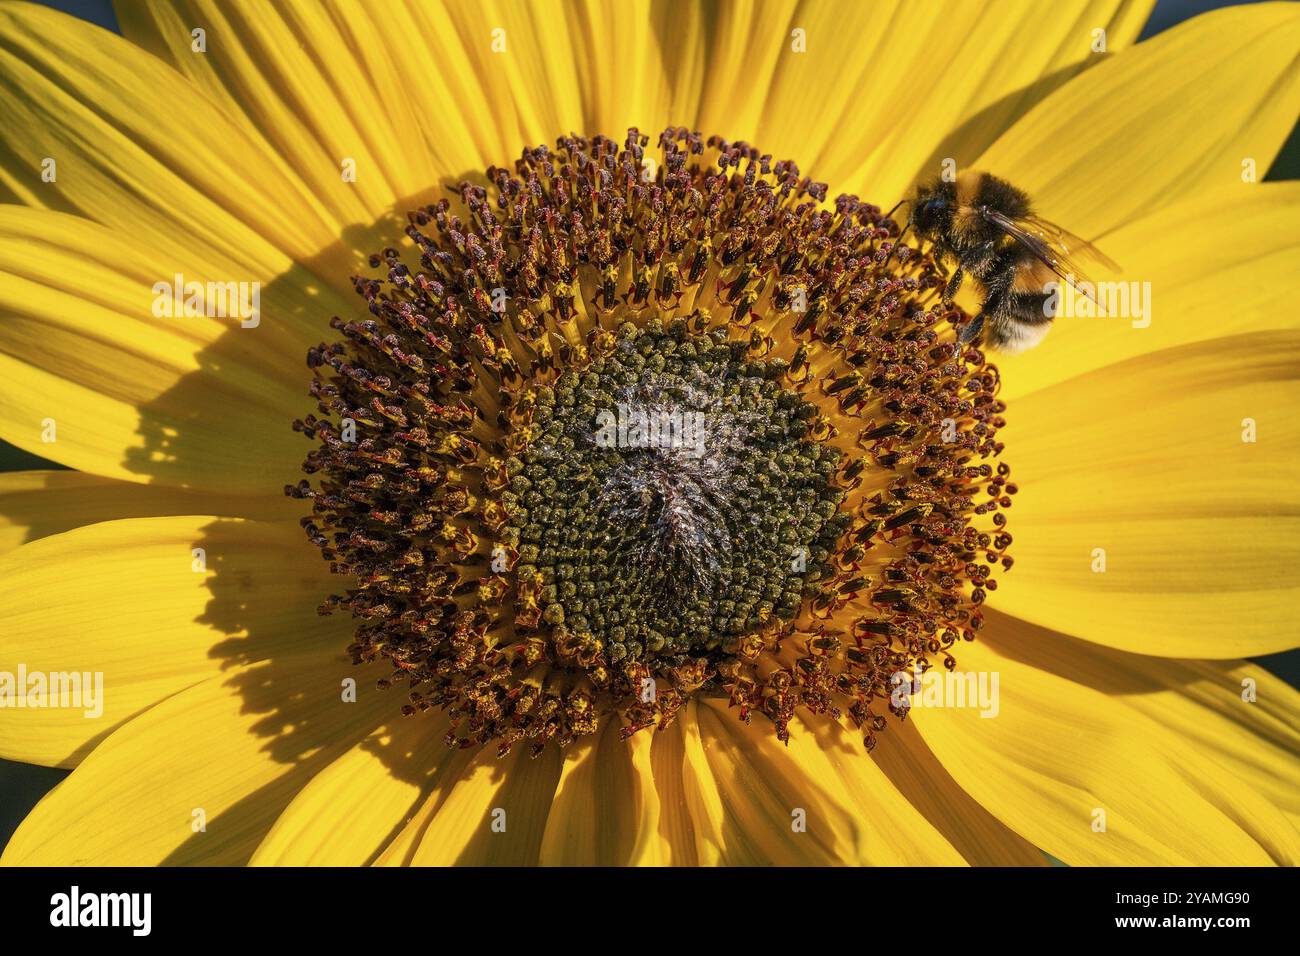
[0,0,1298,868]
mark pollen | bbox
[289,128,1013,755]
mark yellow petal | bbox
[251,715,461,866]
[579,0,690,133]
[814,0,1153,201]
[0,470,292,558]
[115,0,667,206]
[677,699,729,865]
[978,2,1300,239]
[680,699,964,865]
[111,0,689,310]
[116,0,483,221]
[870,717,1050,866]
[995,183,1300,400]
[367,743,477,866]
[688,0,798,149]
[911,628,1300,865]
[0,516,341,767]
[388,744,563,866]
[645,717,700,865]
[1,648,392,866]
[623,727,671,865]
[0,205,348,492]
[981,610,1300,832]
[997,330,1300,657]
[538,717,664,865]
[0,3,341,268]
[686,0,1154,192]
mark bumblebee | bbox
[898,170,1118,352]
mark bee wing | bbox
[981,208,1120,298]
[1020,214,1122,273]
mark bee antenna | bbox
[884,220,912,268]
[883,199,910,221]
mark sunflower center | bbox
[504,320,844,666]
[291,128,1013,756]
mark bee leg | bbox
[941,267,964,304]
[957,311,985,345]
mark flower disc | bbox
[292,128,1013,756]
